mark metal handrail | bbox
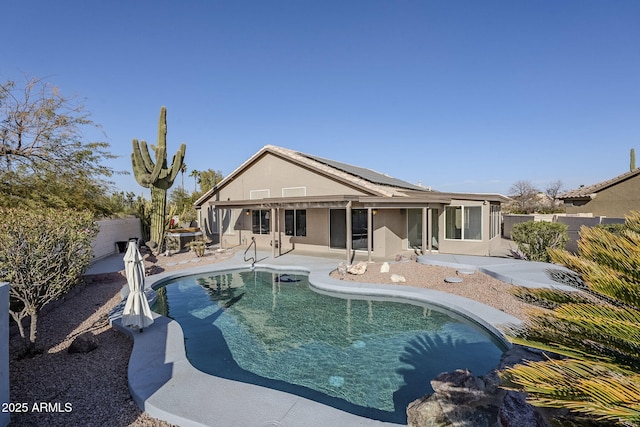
[243,237,256,269]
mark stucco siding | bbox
[218,153,369,201]
[565,174,640,217]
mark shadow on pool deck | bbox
[104,249,576,427]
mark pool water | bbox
[153,269,505,424]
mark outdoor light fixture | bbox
[372,209,378,216]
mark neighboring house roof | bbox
[558,168,640,200]
[194,144,509,207]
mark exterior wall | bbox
[217,153,368,201]
[208,201,505,258]
[437,200,499,256]
[372,209,405,257]
[92,217,142,260]
[564,175,640,217]
[198,152,505,258]
[503,214,625,253]
[0,283,9,427]
[200,153,370,244]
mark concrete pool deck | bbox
[101,250,578,427]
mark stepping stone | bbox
[457,269,475,275]
[444,277,463,283]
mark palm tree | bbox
[189,169,200,192]
[180,162,187,191]
[500,212,640,426]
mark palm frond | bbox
[501,359,640,424]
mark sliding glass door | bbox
[329,209,371,250]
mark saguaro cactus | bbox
[131,106,186,251]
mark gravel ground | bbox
[8,249,533,427]
[330,260,533,320]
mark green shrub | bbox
[0,207,98,353]
[511,221,568,262]
[596,222,626,235]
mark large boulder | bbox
[68,332,98,354]
[407,346,553,427]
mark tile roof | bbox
[559,168,640,199]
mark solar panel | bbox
[301,153,427,191]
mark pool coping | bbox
[110,253,522,427]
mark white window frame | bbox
[250,189,270,200]
[282,187,307,197]
[445,205,483,241]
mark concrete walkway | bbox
[417,253,579,292]
[98,249,579,427]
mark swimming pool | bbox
[153,268,506,424]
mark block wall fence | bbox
[503,214,625,252]
[93,217,142,260]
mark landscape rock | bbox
[380,262,390,273]
[347,261,368,275]
[498,391,546,427]
[407,346,557,427]
[391,274,406,283]
[68,332,99,354]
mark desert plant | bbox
[511,221,569,262]
[0,207,98,354]
[501,212,640,426]
[131,106,186,252]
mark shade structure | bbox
[122,241,154,330]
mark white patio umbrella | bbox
[122,240,154,331]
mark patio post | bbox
[271,207,276,258]
[218,208,223,249]
[421,207,427,255]
[346,201,352,264]
[367,207,372,262]
[427,208,433,253]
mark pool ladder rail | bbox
[244,236,257,269]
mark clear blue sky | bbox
[3,1,639,197]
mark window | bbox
[407,208,440,250]
[250,189,270,200]
[445,206,482,240]
[252,210,270,234]
[285,209,306,236]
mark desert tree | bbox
[0,207,98,354]
[0,77,117,214]
[545,180,564,209]
[198,168,223,193]
[508,180,540,213]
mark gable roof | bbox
[194,144,510,207]
[194,145,431,206]
[558,168,640,200]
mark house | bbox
[194,145,509,261]
[558,168,640,218]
